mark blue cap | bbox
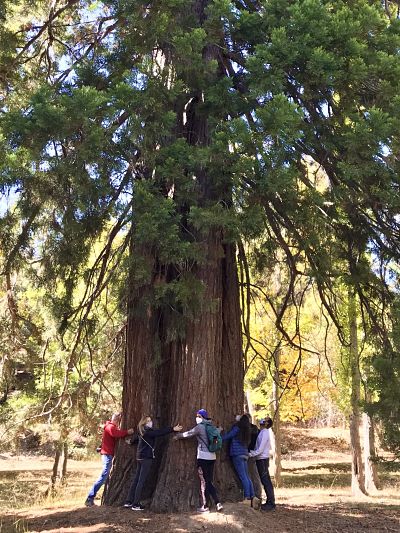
[197,409,209,419]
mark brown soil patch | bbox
[282,427,350,459]
[2,501,400,533]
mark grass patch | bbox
[0,458,99,512]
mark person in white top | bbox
[249,417,276,511]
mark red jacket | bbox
[101,420,129,456]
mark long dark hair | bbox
[237,414,251,445]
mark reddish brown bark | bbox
[105,236,244,510]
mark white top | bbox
[249,428,271,459]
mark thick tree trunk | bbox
[105,238,244,510]
[104,263,161,504]
[348,288,366,496]
[150,239,243,511]
[271,346,282,487]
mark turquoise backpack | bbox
[202,422,223,452]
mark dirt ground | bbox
[2,500,400,533]
[1,427,399,533]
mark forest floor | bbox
[0,427,399,533]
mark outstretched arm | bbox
[144,427,173,439]
[144,424,183,439]
[222,425,239,441]
[174,425,200,439]
[106,424,131,439]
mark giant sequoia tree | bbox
[2,0,400,510]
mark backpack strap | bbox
[140,435,155,458]
[199,422,210,449]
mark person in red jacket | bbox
[85,412,134,506]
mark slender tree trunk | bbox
[363,412,379,492]
[45,442,62,496]
[363,369,379,493]
[271,346,282,487]
[61,442,68,485]
[246,389,254,417]
[45,424,69,495]
[348,288,366,496]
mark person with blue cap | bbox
[249,417,276,511]
[175,408,223,513]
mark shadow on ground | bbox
[2,501,400,533]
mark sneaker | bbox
[123,502,133,508]
[216,503,223,512]
[131,504,145,511]
[197,505,210,513]
[261,503,276,512]
[252,496,261,510]
[85,498,94,507]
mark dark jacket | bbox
[249,423,259,452]
[136,426,173,460]
[222,425,250,457]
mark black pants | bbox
[126,458,153,505]
[256,458,275,505]
[197,459,220,506]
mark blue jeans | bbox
[88,454,113,499]
[232,455,254,499]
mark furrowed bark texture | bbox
[105,239,244,510]
[151,238,244,511]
